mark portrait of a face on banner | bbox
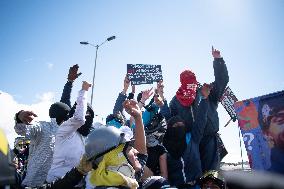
[234,91,284,172]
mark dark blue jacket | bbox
[163,98,209,184]
[166,154,187,187]
[60,81,73,108]
[160,58,228,182]
[167,58,229,136]
[113,92,127,115]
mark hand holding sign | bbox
[123,75,131,94]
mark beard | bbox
[274,131,284,149]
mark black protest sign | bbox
[127,64,163,85]
[220,86,238,121]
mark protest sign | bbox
[127,64,163,85]
[220,86,238,121]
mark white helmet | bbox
[85,126,129,164]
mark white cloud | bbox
[0,91,55,147]
[36,92,55,102]
[47,62,54,70]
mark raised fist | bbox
[82,81,92,91]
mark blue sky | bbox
[1,0,284,162]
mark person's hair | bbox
[49,102,70,125]
[166,115,184,128]
[106,112,125,125]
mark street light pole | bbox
[80,36,116,105]
[90,45,99,105]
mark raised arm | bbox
[60,64,82,108]
[14,111,41,139]
[123,99,147,155]
[159,153,168,179]
[58,81,91,137]
[128,84,136,100]
[209,46,229,103]
[155,80,171,120]
[138,88,154,109]
[113,75,129,115]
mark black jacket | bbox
[37,168,84,189]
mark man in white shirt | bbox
[46,81,91,183]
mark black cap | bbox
[49,102,70,124]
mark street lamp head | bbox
[80,36,115,105]
[107,36,116,41]
[80,41,89,45]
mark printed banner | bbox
[234,90,284,172]
[220,86,238,121]
[127,64,163,85]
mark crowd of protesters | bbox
[2,46,265,189]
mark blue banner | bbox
[234,90,284,173]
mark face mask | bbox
[163,126,186,158]
[107,119,122,129]
[167,126,186,140]
[77,114,93,136]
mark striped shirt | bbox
[14,119,58,187]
